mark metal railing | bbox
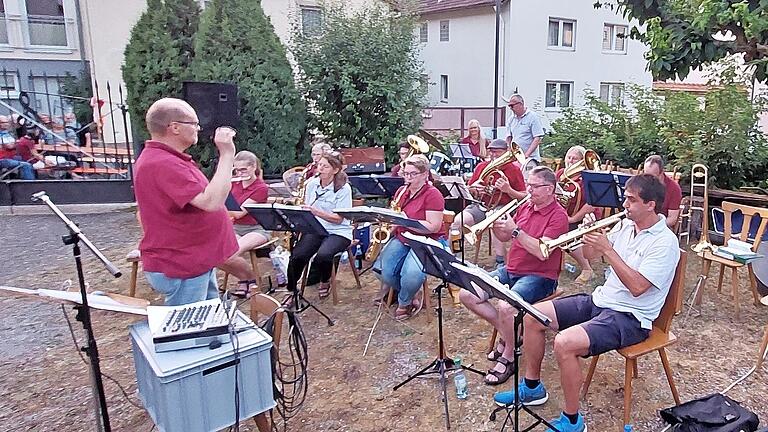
[420,106,507,137]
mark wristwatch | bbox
[511,227,521,239]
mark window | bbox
[545,81,572,109]
[0,72,20,99]
[439,20,449,42]
[599,82,624,106]
[301,7,323,37]
[26,0,68,47]
[603,24,628,53]
[419,22,428,43]
[0,1,8,44]
[440,75,448,101]
[547,18,575,49]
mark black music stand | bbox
[243,203,334,325]
[335,207,427,231]
[393,233,483,431]
[581,170,631,209]
[348,175,405,197]
[449,143,478,175]
[225,192,241,211]
[450,262,559,432]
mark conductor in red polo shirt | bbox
[459,165,568,386]
[134,98,256,306]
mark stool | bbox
[127,256,141,297]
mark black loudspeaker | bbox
[182,81,239,136]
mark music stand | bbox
[225,192,241,211]
[395,233,484,431]
[348,175,405,197]
[581,170,631,209]
[450,261,560,432]
[243,203,334,325]
[449,143,478,176]
[438,176,476,263]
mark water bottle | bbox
[354,244,363,270]
[340,251,349,263]
[564,263,578,274]
[453,358,468,400]
[623,425,633,432]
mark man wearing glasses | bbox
[133,98,256,306]
[459,165,568,386]
[505,94,545,161]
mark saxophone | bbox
[364,185,408,262]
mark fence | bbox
[0,67,134,181]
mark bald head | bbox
[145,98,197,136]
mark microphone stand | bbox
[31,191,121,432]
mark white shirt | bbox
[592,215,680,329]
[303,177,353,240]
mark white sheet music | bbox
[439,176,473,200]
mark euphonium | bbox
[365,185,409,261]
[467,148,519,208]
[463,194,531,245]
[401,134,431,169]
[557,150,601,208]
[538,210,627,258]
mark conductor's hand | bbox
[213,127,236,157]
[583,229,611,255]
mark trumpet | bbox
[464,195,531,245]
[538,210,627,258]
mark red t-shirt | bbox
[661,174,682,217]
[468,160,525,206]
[0,147,16,159]
[304,163,317,180]
[506,199,569,280]
[16,136,37,162]
[391,164,401,177]
[134,141,238,279]
[461,136,485,158]
[393,184,445,241]
[231,178,269,225]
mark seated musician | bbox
[304,141,332,180]
[380,154,447,320]
[390,141,411,176]
[461,119,489,159]
[555,145,597,284]
[452,138,526,268]
[459,165,568,386]
[228,150,271,297]
[643,154,682,229]
[286,150,353,299]
[493,174,679,432]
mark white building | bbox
[417,0,652,135]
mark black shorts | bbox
[552,293,650,356]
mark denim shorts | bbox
[474,268,557,304]
[145,269,219,306]
[553,293,650,356]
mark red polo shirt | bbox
[134,140,238,279]
[506,199,569,280]
[660,174,682,217]
[391,164,401,177]
[461,136,485,158]
[468,160,525,206]
[0,147,15,159]
[231,178,269,225]
[394,184,445,241]
[16,136,38,162]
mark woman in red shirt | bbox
[460,119,489,159]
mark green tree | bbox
[292,2,427,162]
[122,0,199,144]
[190,0,307,174]
[59,70,93,127]
[601,0,768,81]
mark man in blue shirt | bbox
[505,94,545,161]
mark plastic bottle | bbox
[340,251,349,263]
[623,425,633,432]
[453,358,468,400]
[354,244,363,270]
[564,263,578,274]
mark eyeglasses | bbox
[508,102,522,108]
[233,167,251,172]
[402,170,424,178]
[170,120,201,131]
[527,182,552,190]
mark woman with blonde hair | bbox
[461,119,489,159]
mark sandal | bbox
[484,356,514,386]
[487,339,506,361]
[394,305,415,321]
[231,280,257,298]
[318,282,331,299]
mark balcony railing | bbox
[28,15,67,47]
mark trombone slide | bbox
[463,195,530,245]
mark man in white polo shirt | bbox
[493,173,680,432]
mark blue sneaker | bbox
[546,412,587,432]
[493,380,549,406]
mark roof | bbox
[652,81,720,94]
[419,0,496,15]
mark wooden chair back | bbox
[721,201,768,252]
[654,249,687,333]
[249,294,284,360]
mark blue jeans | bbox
[379,237,448,307]
[488,268,557,304]
[145,269,219,306]
[0,158,34,180]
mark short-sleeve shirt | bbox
[506,199,568,280]
[506,110,545,160]
[134,141,238,279]
[16,136,38,163]
[461,136,485,158]
[393,184,445,242]
[0,146,16,159]
[391,163,402,177]
[231,178,269,225]
[304,176,353,240]
[303,163,317,180]
[592,215,680,329]
[468,160,526,207]
[555,168,591,218]
[660,175,682,217]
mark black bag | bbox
[660,393,760,432]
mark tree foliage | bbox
[601,0,768,82]
[190,0,307,174]
[292,2,426,162]
[59,70,94,127]
[544,68,767,189]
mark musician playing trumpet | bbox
[452,138,526,267]
[556,145,598,284]
[379,154,447,321]
[459,166,568,386]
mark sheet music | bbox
[335,206,428,231]
[439,176,474,200]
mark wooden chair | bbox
[127,255,141,297]
[758,295,768,370]
[248,293,284,432]
[693,201,768,319]
[221,237,281,293]
[298,241,362,305]
[581,249,687,425]
[486,288,564,356]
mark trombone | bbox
[464,195,531,245]
[538,210,627,258]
